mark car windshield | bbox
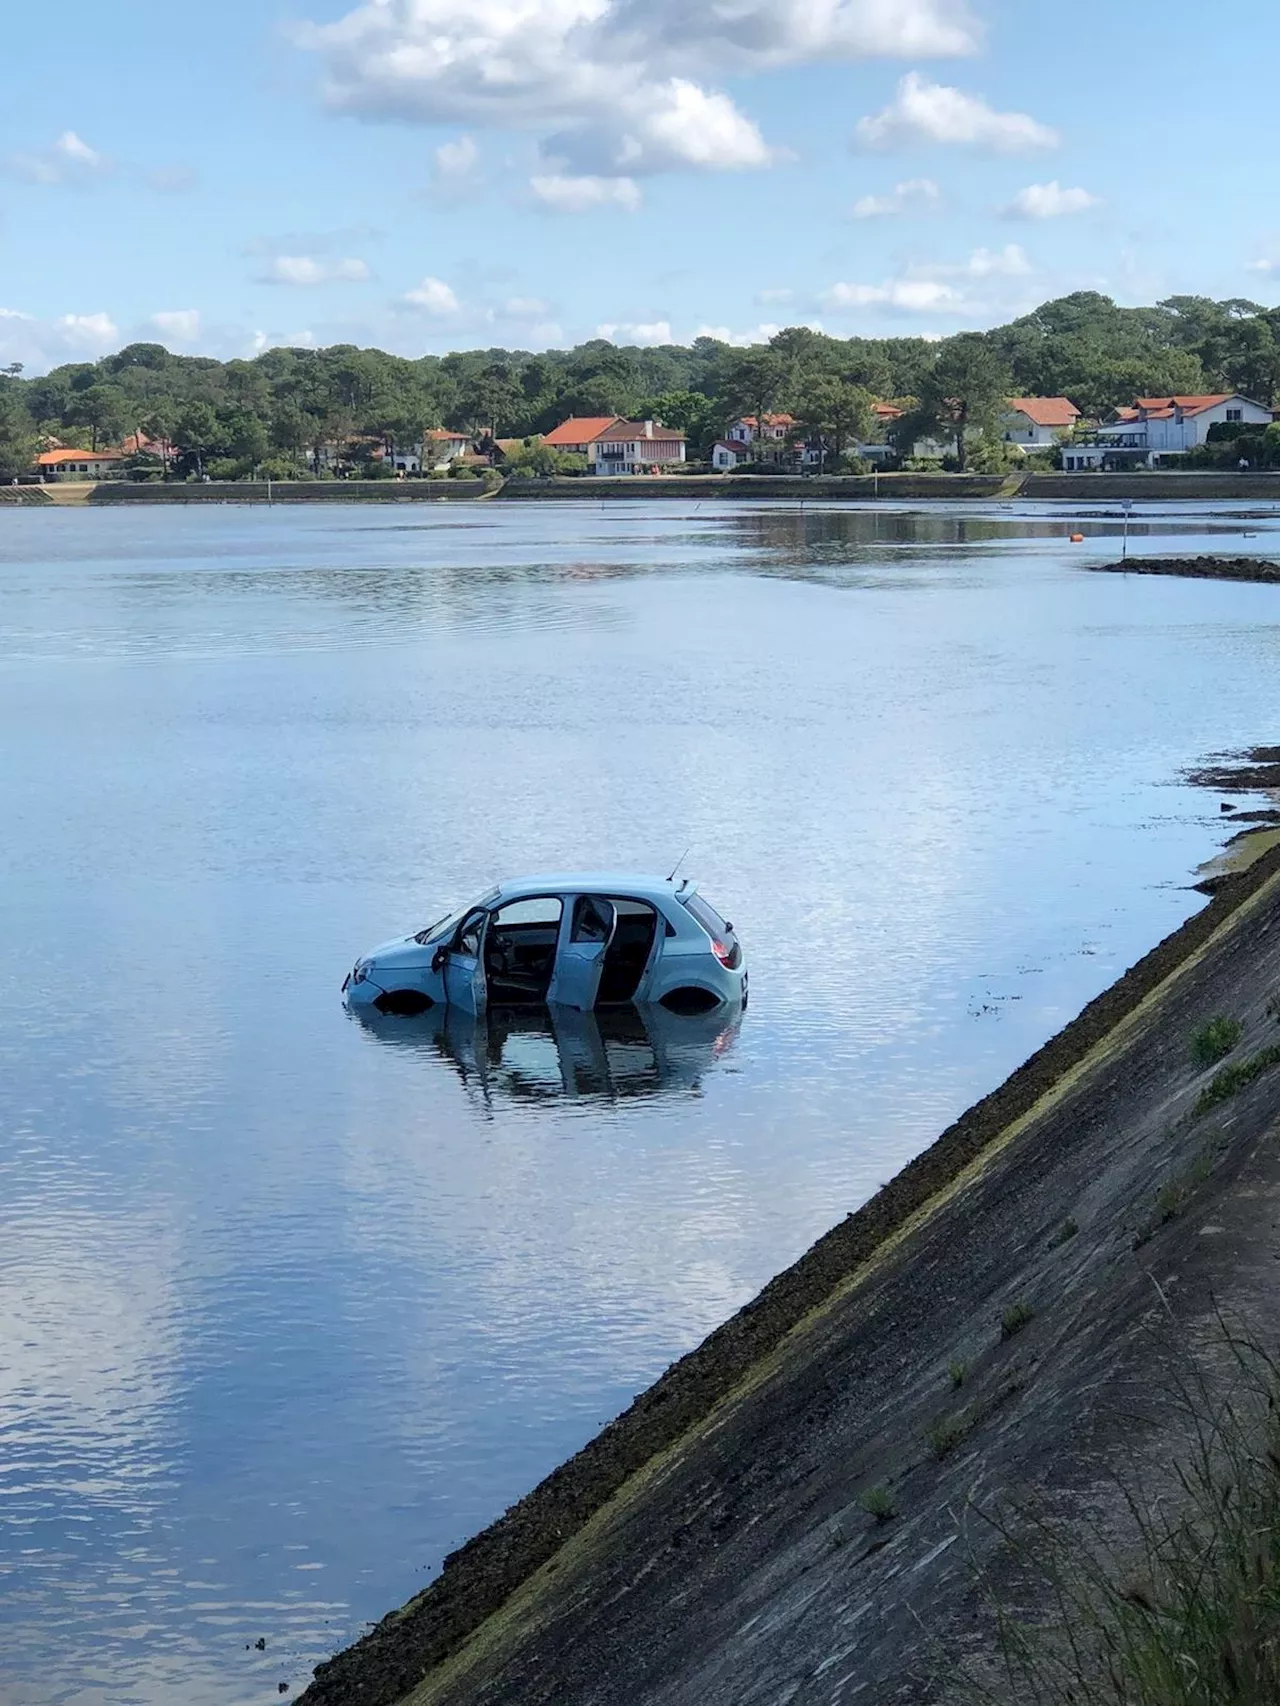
[412,888,500,944]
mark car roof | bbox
[491,873,698,905]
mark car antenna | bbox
[667,846,691,884]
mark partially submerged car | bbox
[343,873,746,1018]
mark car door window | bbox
[571,896,614,944]
[455,909,486,957]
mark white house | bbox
[1061,394,1274,470]
[424,428,471,466]
[587,420,686,474]
[36,447,126,481]
[726,413,798,465]
[711,439,745,471]
[1001,397,1080,448]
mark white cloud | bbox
[5,129,109,184]
[1247,258,1278,276]
[0,308,121,370]
[856,73,1058,153]
[57,311,120,347]
[55,130,100,167]
[756,288,794,303]
[431,134,481,194]
[851,175,940,217]
[298,0,977,178]
[503,296,551,316]
[596,319,674,346]
[149,309,202,343]
[260,254,371,285]
[940,242,1032,277]
[530,173,641,212]
[1002,180,1099,219]
[821,242,1037,320]
[402,275,461,314]
[823,278,962,313]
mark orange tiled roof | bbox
[738,413,796,428]
[36,448,125,465]
[1135,394,1233,416]
[542,416,625,447]
[426,427,471,442]
[872,403,903,420]
[1006,396,1080,428]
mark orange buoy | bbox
[1070,532,1085,542]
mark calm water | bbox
[2,498,1278,1704]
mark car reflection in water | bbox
[351,999,742,1110]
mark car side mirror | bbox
[431,947,448,974]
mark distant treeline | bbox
[1,291,1278,481]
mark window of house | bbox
[1226,408,1242,422]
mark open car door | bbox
[548,895,617,1011]
[442,908,488,1014]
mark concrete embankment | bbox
[298,839,1280,1706]
[496,470,1280,502]
[87,479,495,504]
[10,469,1280,506]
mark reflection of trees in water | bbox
[353,1001,741,1114]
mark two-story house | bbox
[1000,397,1080,448]
[1061,394,1274,470]
[587,420,686,474]
[726,413,797,465]
[542,416,686,473]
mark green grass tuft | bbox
[980,1340,1280,1705]
[1190,1015,1243,1069]
[1049,1216,1078,1248]
[927,1412,971,1460]
[949,1359,968,1389]
[857,1484,897,1525]
[1001,1301,1035,1341]
[1193,1043,1280,1115]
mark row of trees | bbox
[2,292,1278,482]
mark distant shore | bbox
[8,469,1280,506]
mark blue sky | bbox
[3,0,1277,373]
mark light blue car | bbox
[343,873,746,1018]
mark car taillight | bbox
[712,939,734,967]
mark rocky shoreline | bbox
[1093,554,1280,582]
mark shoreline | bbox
[297,838,1280,1706]
[8,470,1280,505]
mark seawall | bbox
[298,838,1280,1706]
[87,479,495,503]
[10,470,1280,506]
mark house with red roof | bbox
[35,447,126,481]
[542,417,627,455]
[1001,397,1081,448]
[543,416,686,473]
[1061,393,1275,470]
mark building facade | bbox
[36,448,126,481]
[1061,394,1275,470]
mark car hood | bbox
[364,935,439,971]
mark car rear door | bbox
[547,895,616,1011]
[443,908,488,1014]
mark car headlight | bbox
[351,960,371,985]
